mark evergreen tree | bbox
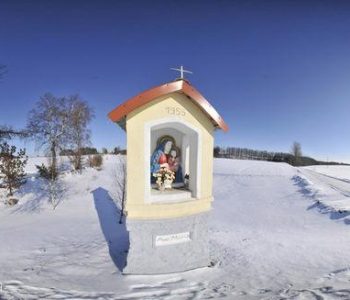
[0,142,28,196]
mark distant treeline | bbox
[60,146,126,156]
[214,146,349,167]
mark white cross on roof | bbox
[170,65,193,79]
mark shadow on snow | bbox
[292,175,350,225]
[11,176,66,213]
[91,187,129,273]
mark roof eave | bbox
[108,80,229,132]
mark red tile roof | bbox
[108,79,228,132]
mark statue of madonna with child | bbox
[151,135,183,189]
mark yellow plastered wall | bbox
[126,92,214,219]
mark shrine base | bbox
[122,212,210,274]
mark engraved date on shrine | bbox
[165,107,186,116]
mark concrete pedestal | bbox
[123,212,210,274]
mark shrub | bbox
[35,163,62,209]
[36,163,58,180]
[69,150,83,171]
[88,154,103,169]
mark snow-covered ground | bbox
[1,156,350,299]
[301,165,350,212]
[304,165,350,181]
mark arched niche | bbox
[144,117,202,203]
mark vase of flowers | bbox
[164,178,172,189]
[158,182,165,191]
[153,166,175,191]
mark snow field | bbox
[0,156,350,299]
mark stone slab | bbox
[150,188,192,202]
[123,212,210,274]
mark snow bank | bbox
[300,166,350,213]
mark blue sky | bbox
[1,0,350,162]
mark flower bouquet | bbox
[153,167,175,191]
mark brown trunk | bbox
[51,142,57,179]
[8,183,13,196]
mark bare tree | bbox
[113,155,126,224]
[0,125,28,142]
[291,142,302,166]
[66,95,94,171]
[0,65,27,141]
[117,156,126,224]
[27,94,70,209]
[27,93,70,171]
